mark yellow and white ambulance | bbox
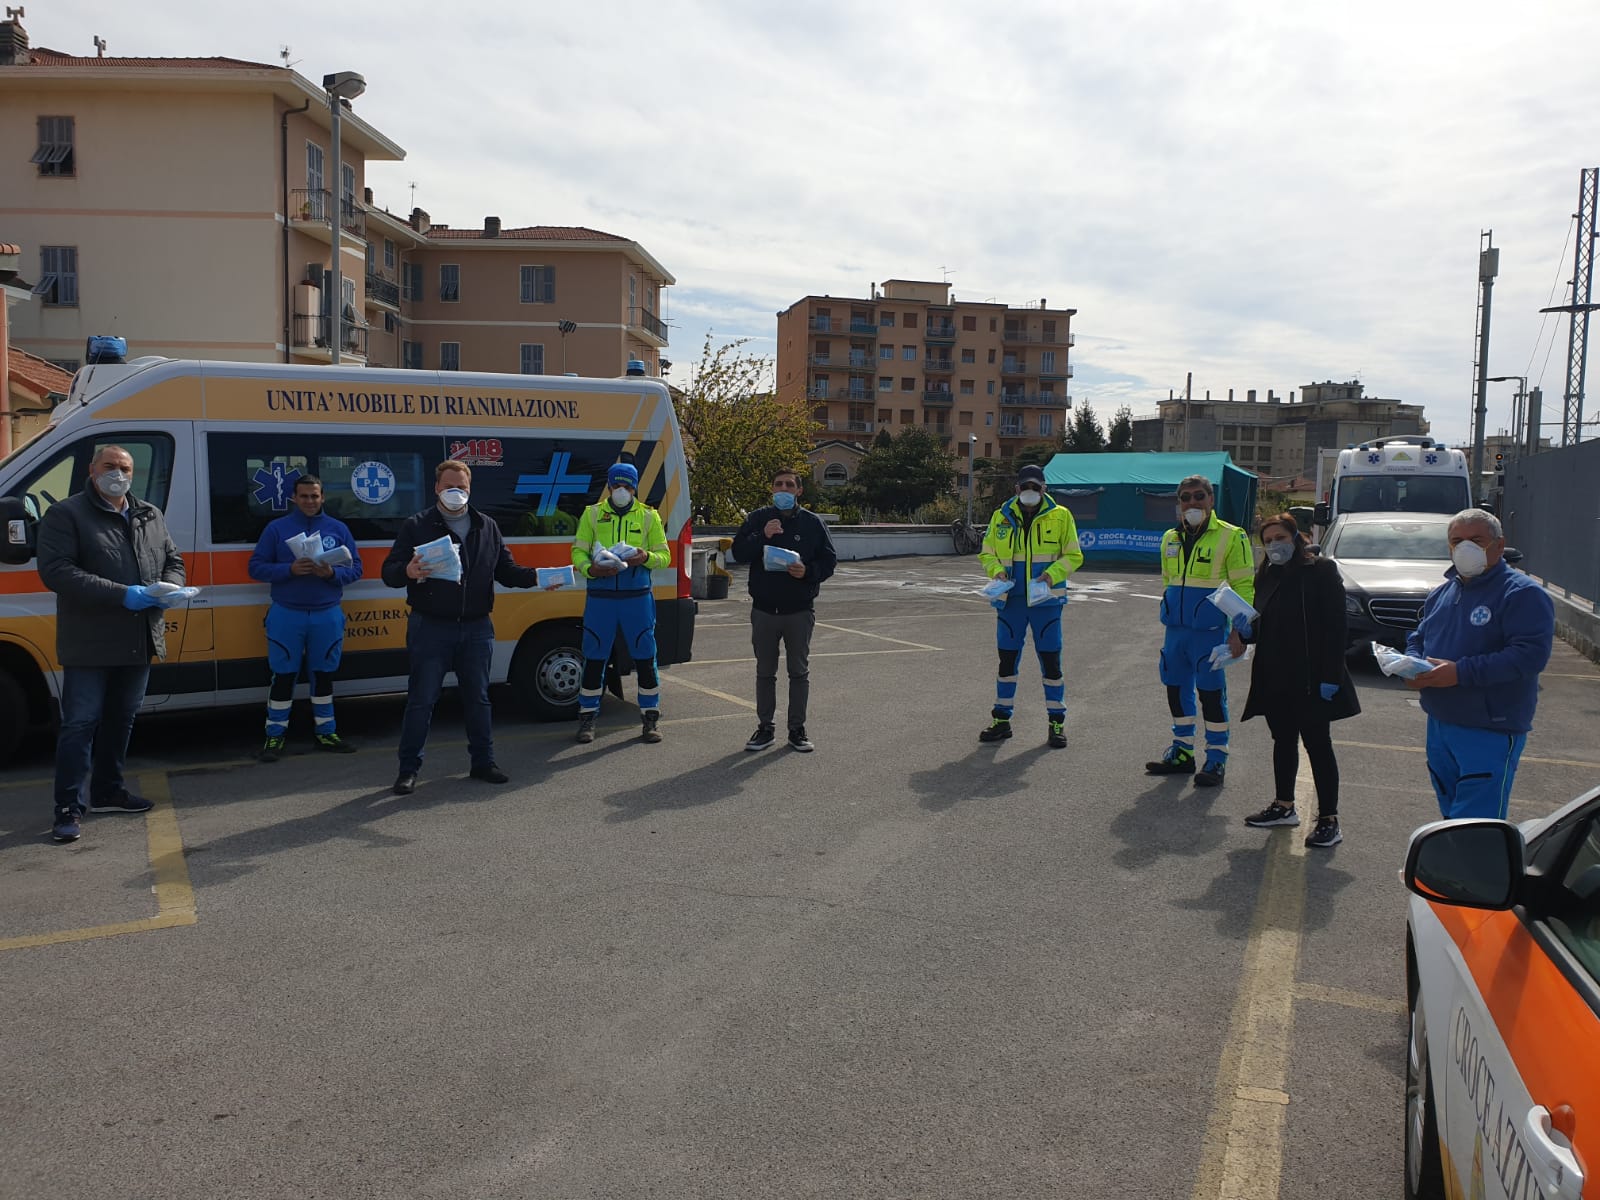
[0,357,697,765]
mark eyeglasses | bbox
[1177,491,1209,502]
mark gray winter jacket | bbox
[37,488,185,667]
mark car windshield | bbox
[1329,522,1451,560]
[1335,474,1470,514]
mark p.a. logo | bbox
[1079,530,1098,550]
[351,461,396,505]
[1470,605,1492,627]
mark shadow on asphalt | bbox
[601,749,782,823]
[1109,779,1227,870]
[907,743,1052,812]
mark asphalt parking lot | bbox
[3,558,1598,1199]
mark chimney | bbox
[409,208,430,233]
[1228,389,1234,401]
[0,13,29,66]
[1040,298,1047,308]
[1268,390,1280,405]
[363,186,373,206]
[1247,389,1256,403]
[483,216,500,238]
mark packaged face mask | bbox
[1372,643,1435,679]
[413,534,463,583]
[537,565,576,589]
[313,544,353,568]
[1206,582,1259,624]
[979,578,1014,600]
[1208,640,1253,670]
[607,542,637,561]
[1027,578,1059,606]
[763,545,802,572]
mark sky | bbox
[29,0,1600,444]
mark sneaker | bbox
[470,763,509,784]
[1244,802,1300,828]
[641,711,662,744]
[1047,718,1067,749]
[1305,816,1343,849]
[978,717,1013,743]
[788,726,814,752]
[258,735,287,763]
[392,772,417,796]
[1193,759,1227,788]
[315,732,357,754]
[51,809,82,843]
[88,790,154,814]
[745,724,776,752]
[1144,745,1195,775]
[575,713,597,744]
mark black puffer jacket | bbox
[730,505,838,615]
[381,505,538,620]
[1241,555,1360,723]
[37,489,185,666]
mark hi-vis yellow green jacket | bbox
[979,494,1084,605]
[1158,516,1254,631]
[572,500,670,595]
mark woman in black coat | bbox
[1239,513,1360,848]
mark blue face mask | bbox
[772,490,798,511]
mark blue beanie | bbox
[608,462,639,489]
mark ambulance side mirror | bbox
[1404,820,1525,910]
[1312,502,1330,528]
[0,496,36,565]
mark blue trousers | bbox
[54,664,151,817]
[264,604,345,736]
[1159,625,1231,762]
[993,597,1064,718]
[1425,717,1528,820]
[397,615,495,773]
[579,593,659,714]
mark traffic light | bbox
[1494,452,1505,473]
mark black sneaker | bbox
[1244,802,1300,828]
[641,711,662,743]
[51,808,82,843]
[1193,759,1227,788]
[788,726,814,752]
[575,713,596,744]
[1047,717,1067,749]
[259,735,287,763]
[315,732,357,754]
[470,764,509,784]
[1144,745,1195,775]
[978,717,1013,743]
[392,772,417,796]
[745,725,776,752]
[1305,816,1343,848]
[88,790,154,814]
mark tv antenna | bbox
[409,180,418,209]
[279,45,300,69]
[92,34,106,57]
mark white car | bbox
[1403,788,1600,1198]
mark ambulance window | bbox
[206,432,445,544]
[465,437,665,539]
[1545,814,1600,984]
[8,434,174,521]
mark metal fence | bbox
[1500,439,1600,609]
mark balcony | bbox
[925,424,951,440]
[808,316,836,333]
[809,355,874,372]
[291,187,331,224]
[922,390,954,407]
[632,308,668,343]
[1038,363,1073,381]
[289,188,366,249]
[849,318,877,336]
[923,358,954,373]
[1000,391,1071,407]
[808,388,874,402]
[1001,359,1027,375]
[925,323,957,343]
[338,199,365,238]
[826,419,876,434]
[364,272,401,309]
[292,311,367,360]
[997,423,1028,439]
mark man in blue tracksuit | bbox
[1405,508,1554,819]
[247,475,362,760]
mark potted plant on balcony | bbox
[298,199,313,220]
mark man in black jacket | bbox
[729,468,837,751]
[37,445,186,843]
[381,460,540,795]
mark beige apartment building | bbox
[0,14,670,378]
[775,280,1076,486]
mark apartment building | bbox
[775,280,1075,484]
[1149,380,1430,481]
[0,14,671,378]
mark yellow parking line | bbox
[662,674,756,710]
[1292,982,1406,1017]
[1333,740,1600,769]
[0,771,196,954]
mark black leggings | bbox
[270,671,333,701]
[1264,707,1339,818]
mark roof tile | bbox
[23,47,280,69]
[425,225,628,243]
[7,347,74,399]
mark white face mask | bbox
[1451,540,1489,578]
[611,487,634,507]
[1017,488,1042,508]
[1264,540,1295,565]
[1182,506,1206,528]
[96,470,132,498]
[439,488,469,512]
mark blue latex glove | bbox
[1231,613,1253,633]
[1319,682,1339,701]
[121,584,160,612]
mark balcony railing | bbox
[631,308,668,341]
[810,355,874,372]
[1001,360,1026,374]
[1038,363,1073,381]
[924,324,957,342]
[808,316,835,332]
[923,358,954,373]
[365,272,401,308]
[293,311,367,357]
[291,187,331,223]
[998,425,1028,439]
[922,390,954,406]
[1000,391,1071,407]
[338,198,365,237]
[808,388,875,402]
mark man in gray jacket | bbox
[37,445,186,843]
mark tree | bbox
[674,336,815,522]
[852,427,957,517]
[1064,400,1107,453]
[1107,405,1136,452]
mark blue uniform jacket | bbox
[1405,560,1554,733]
[248,511,362,610]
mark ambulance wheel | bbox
[1405,988,1446,1200]
[0,670,25,767]
[511,626,583,720]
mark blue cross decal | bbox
[515,451,594,516]
[251,463,301,511]
[1424,452,1439,465]
[1367,452,1382,464]
[351,462,395,504]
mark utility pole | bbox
[1182,371,1193,453]
[1471,233,1498,496]
[1539,167,1598,446]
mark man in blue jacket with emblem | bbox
[248,474,362,760]
[1405,508,1554,819]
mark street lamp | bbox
[557,319,577,373]
[1485,375,1528,457]
[323,70,366,365]
[966,433,979,527]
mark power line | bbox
[1527,212,1576,386]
